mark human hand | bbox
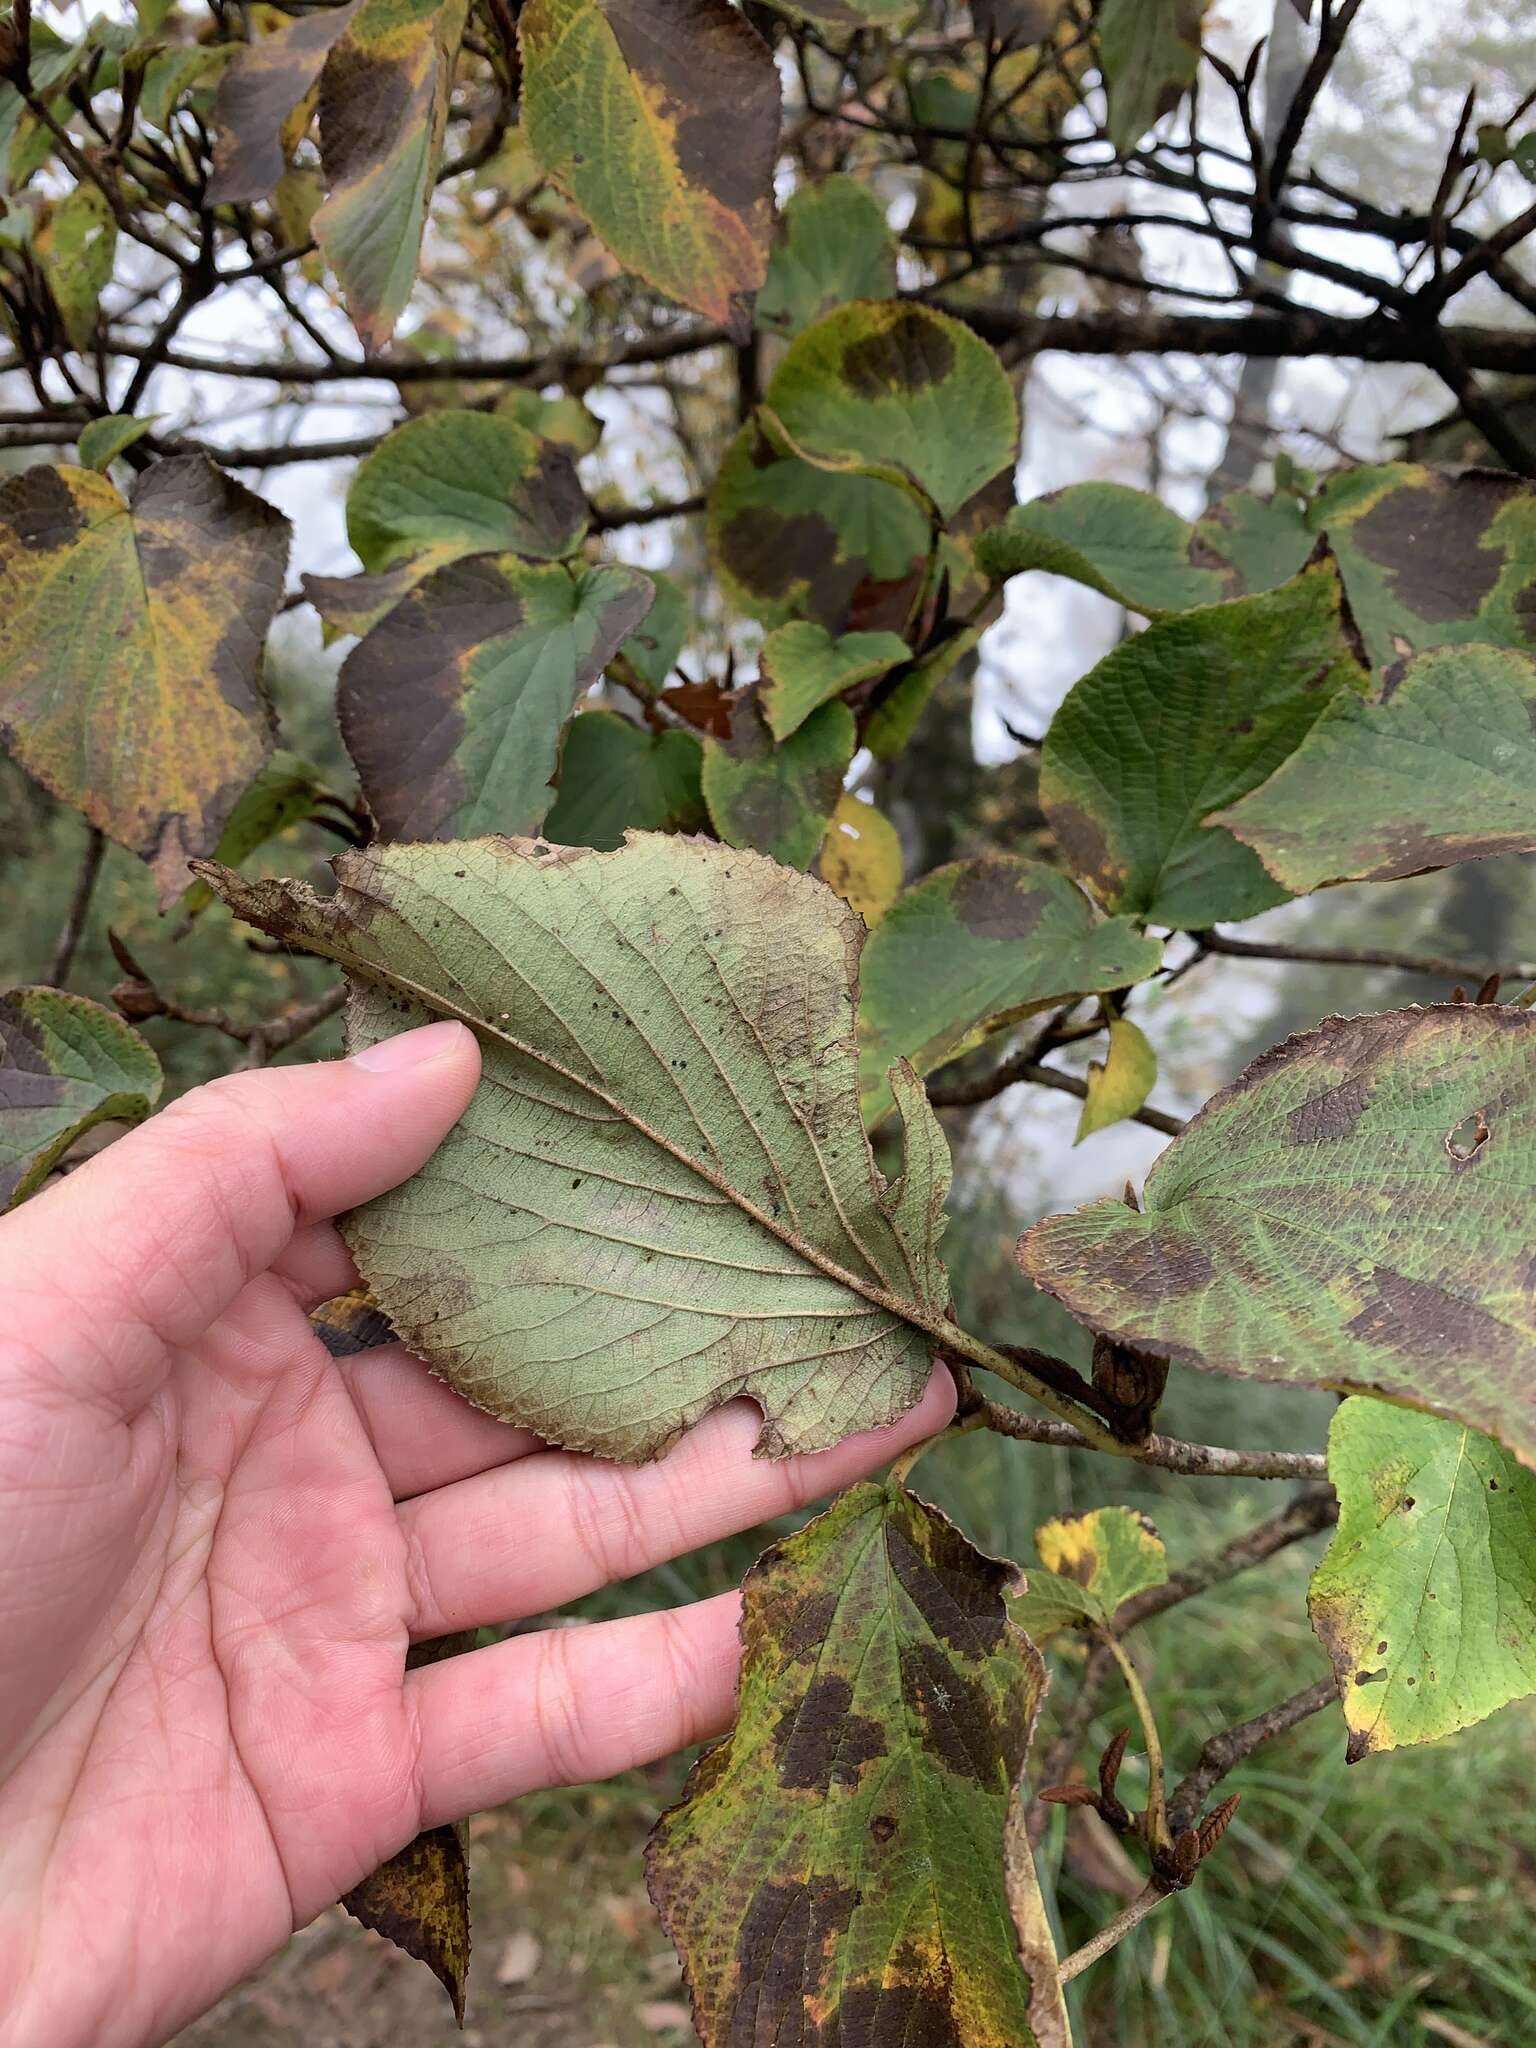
[0,1020,953,2048]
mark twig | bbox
[45,826,105,987]
[1058,1882,1172,1984]
[966,1389,1327,1480]
[236,981,348,1068]
[109,932,346,1065]
[930,1055,1187,1135]
[1199,930,1536,985]
[1166,1677,1340,1835]
[1113,1485,1338,1635]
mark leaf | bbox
[208,2,359,204]
[1013,1506,1167,1641]
[495,386,603,457]
[35,181,117,351]
[1039,553,1368,926]
[977,483,1227,615]
[1303,464,1536,670]
[864,622,983,760]
[343,1630,475,2020]
[613,567,688,693]
[337,558,654,842]
[1,987,163,1208]
[198,834,955,1462]
[759,302,1019,523]
[139,42,234,129]
[1096,0,1205,152]
[312,0,471,348]
[76,413,156,472]
[0,457,290,901]
[519,0,780,339]
[646,1481,1058,2048]
[1194,487,1315,597]
[816,792,902,925]
[759,620,909,741]
[179,750,333,914]
[542,707,706,849]
[709,417,931,635]
[1076,1017,1158,1143]
[856,854,1163,1127]
[754,175,898,339]
[1216,643,1536,892]
[1020,1005,1536,1468]
[1309,1400,1536,1760]
[702,694,855,869]
[310,1285,396,1355]
[758,0,916,25]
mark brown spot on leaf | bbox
[949,856,1048,943]
[886,1519,1007,1652]
[898,1643,1006,1784]
[719,506,869,632]
[1285,1070,1375,1144]
[841,307,956,398]
[831,1976,965,2048]
[1346,1271,1507,1365]
[772,1675,887,1790]
[719,1877,857,2047]
[1350,474,1520,625]
[7,465,87,552]
[1086,1224,1214,1305]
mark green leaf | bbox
[759,620,909,740]
[754,175,899,339]
[646,1481,1060,2048]
[613,567,688,693]
[1013,1505,1166,1640]
[76,413,156,472]
[977,483,1227,615]
[542,707,706,849]
[1021,1004,1536,1467]
[1310,1400,1536,1761]
[1,987,163,1208]
[709,417,931,635]
[519,0,780,339]
[198,834,956,1463]
[1096,0,1205,152]
[758,302,1019,523]
[310,0,470,348]
[1194,486,1315,596]
[856,854,1164,1126]
[701,693,854,869]
[179,750,333,914]
[1217,643,1536,892]
[342,1630,475,2022]
[1303,463,1536,669]
[36,181,117,351]
[0,457,290,901]
[1076,1017,1158,1142]
[208,2,360,204]
[864,622,982,759]
[1039,553,1368,926]
[337,558,654,841]
[494,386,603,456]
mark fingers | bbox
[411,1592,743,1827]
[0,1020,480,1414]
[340,1342,543,1499]
[399,1363,956,1639]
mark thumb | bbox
[0,1018,480,1407]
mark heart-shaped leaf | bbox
[1,987,162,1208]
[1013,1505,1166,1640]
[754,175,898,339]
[759,621,909,740]
[702,693,855,869]
[542,708,706,850]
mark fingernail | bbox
[351,1019,471,1073]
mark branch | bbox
[930,1054,1187,1136]
[110,933,346,1066]
[1058,1882,1172,1984]
[1200,929,1536,985]
[1112,1485,1338,1635]
[1166,1677,1341,1836]
[1266,0,1367,201]
[45,826,104,987]
[965,1389,1328,1481]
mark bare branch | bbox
[1166,1677,1341,1835]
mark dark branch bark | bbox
[1167,1677,1341,1835]
[930,1054,1187,1135]
[45,826,104,987]
[968,1390,1327,1480]
[1200,929,1536,985]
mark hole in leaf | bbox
[1445,1110,1490,1162]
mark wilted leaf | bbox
[1021,1005,1536,1467]
[1040,553,1368,926]
[199,834,955,1462]
[343,1629,475,2021]
[613,568,688,694]
[702,692,854,869]
[977,483,1226,615]
[179,750,333,914]
[856,854,1163,1126]
[816,791,902,924]
[208,1,358,203]
[1,986,162,1208]
[759,620,909,740]
[519,0,780,338]
[36,181,116,350]
[760,302,1019,522]
[76,413,155,472]
[1310,1399,1536,1760]
[1076,1018,1157,1142]
[754,175,898,338]
[1217,642,1536,891]
[0,456,290,900]
[337,557,653,841]
[542,708,706,849]
[646,1481,1056,2047]
[310,1285,396,1355]
[1096,0,1205,152]
[1013,1506,1166,1641]
[312,0,470,348]
[709,418,930,635]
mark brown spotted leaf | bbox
[646,1481,1063,2047]
[343,1630,475,2021]
[337,557,653,841]
[1,987,162,1209]
[208,2,359,204]
[519,0,780,339]
[1216,642,1536,891]
[1021,1006,1536,1467]
[701,690,855,869]
[1012,1506,1166,1642]
[196,834,955,1463]
[0,457,290,902]
[310,1286,397,1355]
